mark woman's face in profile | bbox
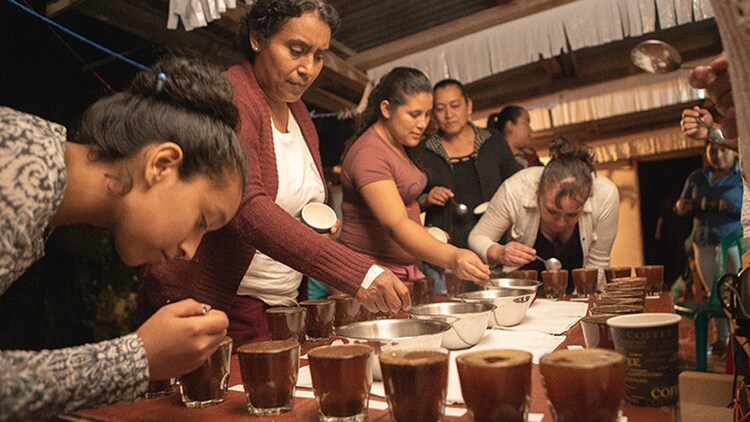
[251,11,331,106]
[110,146,243,266]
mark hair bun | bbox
[549,136,595,171]
[128,56,239,130]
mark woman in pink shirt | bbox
[339,67,489,283]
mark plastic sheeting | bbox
[367,0,714,84]
[168,0,242,31]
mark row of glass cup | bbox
[239,342,628,422]
[445,264,665,299]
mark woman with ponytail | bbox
[468,137,619,292]
[0,56,247,419]
[339,67,490,283]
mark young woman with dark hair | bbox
[0,56,247,420]
[339,68,490,283]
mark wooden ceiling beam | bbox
[467,20,721,115]
[348,0,579,70]
[302,86,355,112]
[71,0,368,111]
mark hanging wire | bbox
[17,0,116,93]
[6,0,151,73]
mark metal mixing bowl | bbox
[408,302,495,349]
[334,319,451,379]
[458,288,534,327]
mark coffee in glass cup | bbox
[379,348,450,422]
[540,348,625,422]
[179,336,232,408]
[308,344,373,421]
[328,295,361,328]
[634,265,664,295]
[444,269,468,297]
[237,340,300,416]
[572,268,598,298]
[542,270,568,299]
[603,267,631,283]
[300,299,335,340]
[456,349,532,422]
[266,306,306,343]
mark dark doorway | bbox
[638,154,702,289]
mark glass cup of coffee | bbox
[379,348,450,422]
[509,269,538,281]
[572,268,598,298]
[300,299,336,340]
[603,267,632,283]
[266,306,306,343]
[308,344,374,421]
[328,295,361,328]
[541,270,568,299]
[444,269,468,297]
[634,265,664,295]
[418,277,434,304]
[179,336,232,408]
[456,349,532,422]
[540,348,625,422]
[236,340,300,416]
[145,378,175,399]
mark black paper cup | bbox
[607,313,681,406]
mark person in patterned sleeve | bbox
[0,56,248,420]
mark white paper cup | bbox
[427,227,448,243]
[301,203,337,233]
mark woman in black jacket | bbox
[409,79,519,292]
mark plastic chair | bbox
[674,229,744,372]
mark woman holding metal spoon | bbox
[468,137,619,293]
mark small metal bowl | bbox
[459,289,534,327]
[409,302,495,350]
[485,277,541,292]
[334,319,451,380]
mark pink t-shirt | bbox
[339,126,427,267]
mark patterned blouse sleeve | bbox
[0,333,150,420]
[0,108,151,419]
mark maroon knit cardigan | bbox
[137,62,375,318]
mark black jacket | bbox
[408,124,519,248]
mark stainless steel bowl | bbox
[485,277,541,292]
[334,319,451,379]
[458,289,534,327]
[408,302,495,349]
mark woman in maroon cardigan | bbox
[138,0,409,347]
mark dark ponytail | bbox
[343,67,431,159]
[76,55,247,193]
[538,136,595,206]
[487,105,525,134]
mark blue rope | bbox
[6,0,152,72]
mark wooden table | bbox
[65,294,679,421]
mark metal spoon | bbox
[630,39,690,74]
[535,255,562,271]
[694,115,726,145]
[449,197,469,216]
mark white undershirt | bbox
[237,110,326,305]
[236,110,384,305]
